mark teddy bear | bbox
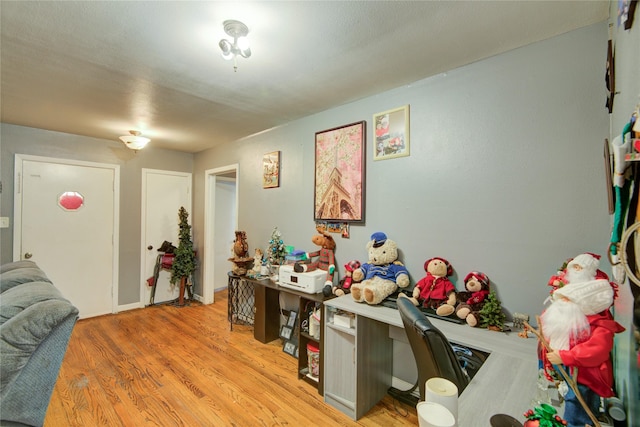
[455,271,491,327]
[323,260,360,297]
[401,257,457,316]
[294,230,336,288]
[351,232,410,305]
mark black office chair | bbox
[394,297,484,404]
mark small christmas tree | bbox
[267,227,287,268]
[170,206,196,286]
[479,290,506,331]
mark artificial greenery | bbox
[523,403,567,426]
[479,290,506,330]
[267,227,287,267]
[170,206,196,284]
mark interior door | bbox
[142,169,192,305]
[14,155,119,318]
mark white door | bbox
[13,155,119,319]
[141,169,192,305]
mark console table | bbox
[323,295,539,422]
[227,272,331,395]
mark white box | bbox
[278,265,327,294]
[333,313,354,328]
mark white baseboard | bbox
[116,302,144,313]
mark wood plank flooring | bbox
[45,289,418,426]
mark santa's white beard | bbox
[541,298,590,351]
[564,266,595,284]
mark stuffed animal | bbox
[323,260,360,297]
[351,232,409,305]
[294,230,336,288]
[402,257,457,316]
[455,271,491,327]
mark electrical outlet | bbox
[0,217,10,228]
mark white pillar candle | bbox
[417,401,456,427]
[425,377,458,422]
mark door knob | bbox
[147,245,153,250]
[24,252,32,259]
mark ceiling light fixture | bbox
[219,19,251,72]
[119,130,150,151]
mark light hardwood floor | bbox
[45,289,418,426]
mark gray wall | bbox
[194,23,610,322]
[0,124,194,304]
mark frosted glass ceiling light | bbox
[119,130,150,150]
[219,19,251,72]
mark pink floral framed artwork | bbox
[314,121,365,222]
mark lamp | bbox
[119,130,150,150]
[219,19,251,72]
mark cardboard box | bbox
[278,265,326,294]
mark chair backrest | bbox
[397,297,470,400]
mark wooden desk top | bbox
[325,295,540,425]
[229,272,328,303]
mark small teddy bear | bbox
[455,271,491,327]
[294,230,336,288]
[402,257,457,316]
[351,232,410,305]
[323,260,360,297]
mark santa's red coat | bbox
[541,310,625,397]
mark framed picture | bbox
[286,311,297,328]
[263,151,280,188]
[283,341,298,357]
[280,325,293,340]
[314,121,366,222]
[373,105,410,161]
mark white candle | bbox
[425,377,458,423]
[417,401,456,427]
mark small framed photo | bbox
[286,311,297,328]
[263,151,280,188]
[373,105,410,161]
[280,325,293,340]
[283,341,298,357]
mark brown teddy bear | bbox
[401,257,457,316]
[351,232,410,305]
[294,230,336,288]
[455,271,491,327]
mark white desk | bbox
[323,295,539,424]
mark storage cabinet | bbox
[323,305,392,420]
[297,296,324,393]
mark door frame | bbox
[139,168,192,306]
[203,164,239,304]
[13,154,120,313]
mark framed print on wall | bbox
[373,105,410,160]
[314,121,365,222]
[263,151,280,188]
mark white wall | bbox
[193,23,610,323]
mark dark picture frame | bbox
[283,341,298,357]
[263,151,280,189]
[314,121,366,222]
[280,325,293,340]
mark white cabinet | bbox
[323,306,392,420]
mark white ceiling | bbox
[1,1,609,153]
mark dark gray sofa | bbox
[1,260,79,427]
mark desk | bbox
[323,295,539,423]
[227,272,331,394]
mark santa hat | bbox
[345,260,361,272]
[568,253,600,277]
[424,257,453,276]
[553,279,614,315]
[464,271,490,289]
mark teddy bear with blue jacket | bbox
[351,232,410,305]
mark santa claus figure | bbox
[540,253,625,427]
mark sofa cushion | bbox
[0,282,78,392]
[1,267,52,294]
[0,261,39,274]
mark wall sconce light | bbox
[219,19,251,72]
[119,130,150,151]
